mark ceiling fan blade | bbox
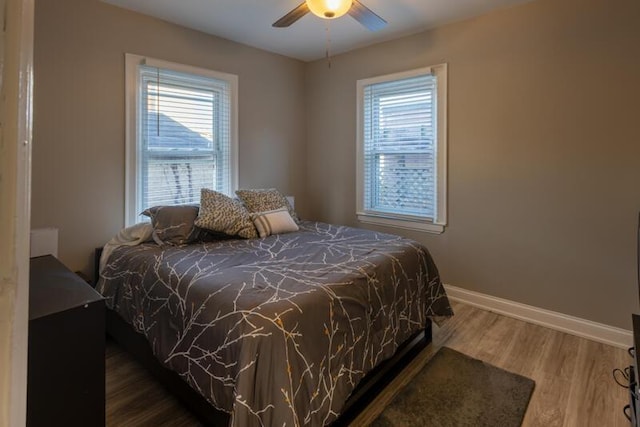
[273,2,310,28]
[348,0,387,32]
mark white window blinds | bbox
[125,55,238,225]
[136,64,233,214]
[362,73,437,219]
[357,64,447,233]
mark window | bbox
[356,64,447,233]
[125,54,238,225]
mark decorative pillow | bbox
[141,205,200,246]
[235,188,299,223]
[251,207,299,238]
[194,188,258,239]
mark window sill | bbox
[357,212,445,234]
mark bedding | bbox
[98,222,153,274]
[97,221,452,426]
[236,188,300,222]
[195,188,258,239]
[251,207,299,238]
[142,204,201,245]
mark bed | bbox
[97,220,453,426]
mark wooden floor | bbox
[106,301,631,426]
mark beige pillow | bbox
[194,189,258,239]
[235,188,299,223]
[251,207,299,238]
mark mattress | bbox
[98,221,453,426]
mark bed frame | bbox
[97,249,432,426]
[106,311,431,426]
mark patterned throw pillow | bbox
[194,188,258,239]
[235,188,299,223]
[141,205,201,246]
[251,207,299,238]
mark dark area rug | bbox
[372,347,535,427]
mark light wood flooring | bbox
[106,301,631,426]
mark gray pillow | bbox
[194,188,258,239]
[235,188,299,223]
[142,205,201,246]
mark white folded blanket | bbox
[99,222,153,275]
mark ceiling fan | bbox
[273,0,387,32]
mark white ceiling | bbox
[102,0,532,62]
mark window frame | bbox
[124,54,239,226]
[356,64,448,234]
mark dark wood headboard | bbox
[93,247,103,287]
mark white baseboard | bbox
[444,284,633,349]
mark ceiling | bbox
[102,0,532,62]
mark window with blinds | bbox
[125,55,238,225]
[357,65,447,233]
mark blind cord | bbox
[156,67,161,137]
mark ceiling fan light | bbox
[306,0,353,20]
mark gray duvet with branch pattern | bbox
[98,221,453,426]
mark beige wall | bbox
[305,0,640,329]
[32,0,307,277]
[33,0,640,330]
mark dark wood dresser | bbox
[27,255,105,427]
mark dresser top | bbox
[29,255,104,320]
